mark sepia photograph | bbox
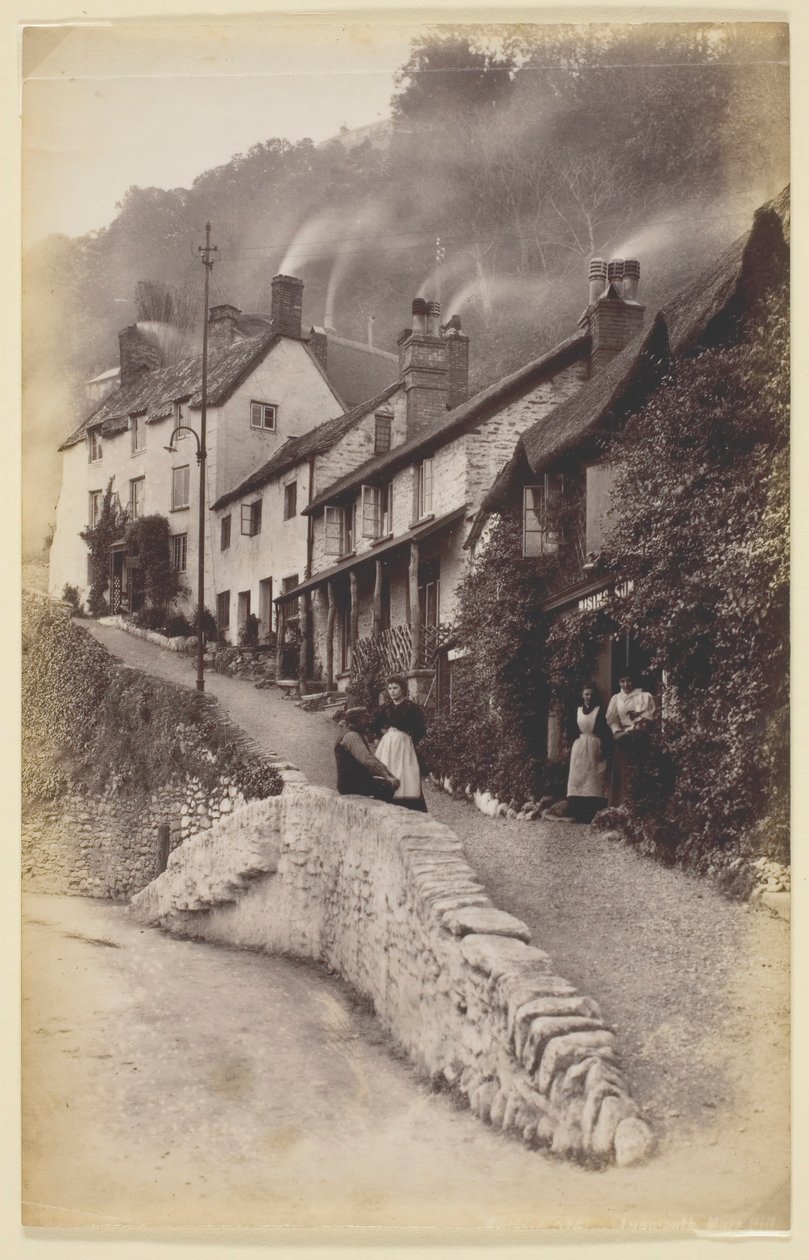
[17,1,793,1241]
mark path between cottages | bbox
[77,620,790,1226]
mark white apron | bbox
[566,706,607,798]
[376,727,422,800]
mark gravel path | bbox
[80,621,790,1225]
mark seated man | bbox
[335,706,400,801]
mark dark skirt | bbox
[393,793,428,813]
[567,795,606,823]
[608,731,651,808]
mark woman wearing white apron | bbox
[370,674,428,812]
[566,684,610,822]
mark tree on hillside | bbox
[392,29,515,122]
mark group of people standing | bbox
[334,674,428,811]
[566,674,656,821]
[333,669,655,823]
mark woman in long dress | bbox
[370,674,428,812]
[566,684,610,822]
[605,673,656,808]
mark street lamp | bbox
[165,424,207,691]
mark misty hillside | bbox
[23,22,788,555]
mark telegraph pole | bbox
[196,221,217,692]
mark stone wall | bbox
[23,772,250,900]
[130,782,654,1167]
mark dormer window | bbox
[523,475,564,557]
[88,428,102,463]
[374,411,393,455]
[250,401,277,431]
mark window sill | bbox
[409,514,435,530]
[170,505,190,513]
[337,549,356,561]
[371,532,393,547]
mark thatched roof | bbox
[484,185,789,511]
[213,381,400,511]
[304,331,589,514]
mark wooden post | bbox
[275,600,285,679]
[349,570,359,666]
[298,592,309,692]
[409,540,421,670]
[325,581,335,690]
[373,558,383,638]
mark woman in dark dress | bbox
[370,674,428,811]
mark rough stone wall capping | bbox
[130,772,654,1168]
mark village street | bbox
[24,618,789,1229]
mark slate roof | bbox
[60,330,281,451]
[212,381,400,511]
[303,330,590,515]
[315,332,399,409]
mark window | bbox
[360,485,380,539]
[523,474,564,557]
[129,477,145,520]
[417,458,434,519]
[88,428,102,463]
[131,414,145,453]
[324,505,354,556]
[220,514,231,551]
[241,499,262,536]
[171,465,190,510]
[360,483,392,539]
[171,533,188,573]
[216,590,230,632]
[374,411,392,455]
[88,490,103,528]
[283,481,297,520]
[250,401,277,431]
[173,401,186,433]
[282,574,299,595]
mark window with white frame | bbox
[171,533,188,573]
[88,428,103,463]
[374,411,393,455]
[283,481,297,520]
[360,483,392,539]
[241,499,262,537]
[324,505,353,556]
[89,490,103,528]
[522,474,564,557]
[220,514,231,550]
[129,477,145,520]
[131,414,146,453]
[171,465,190,510]
[250,401,277,431]
[417,458,434,518]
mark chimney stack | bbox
[208,304,241,355]
[442,314,469,409]
[397,296,449,434]
[588,257,607,305]
[623,258,641,302]
[118,325,161,389]
[585,256,644,375]
[271,274,304,339]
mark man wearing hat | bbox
[335,707,400,801]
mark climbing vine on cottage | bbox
[80,480,126,617]
[420,512,557,804]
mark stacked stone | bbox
[129,779,654,1167]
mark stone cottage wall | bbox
[130,782,653,1167]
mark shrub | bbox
[80,480,125,616]
[162,612,192,638]
[125,515,179,613]
[61,584,82,613]
[239,613,260,648]
[191,605,218,640]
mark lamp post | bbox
[164,221,217,693]
[165,423,206,691]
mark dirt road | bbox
[33,620,785,1230]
